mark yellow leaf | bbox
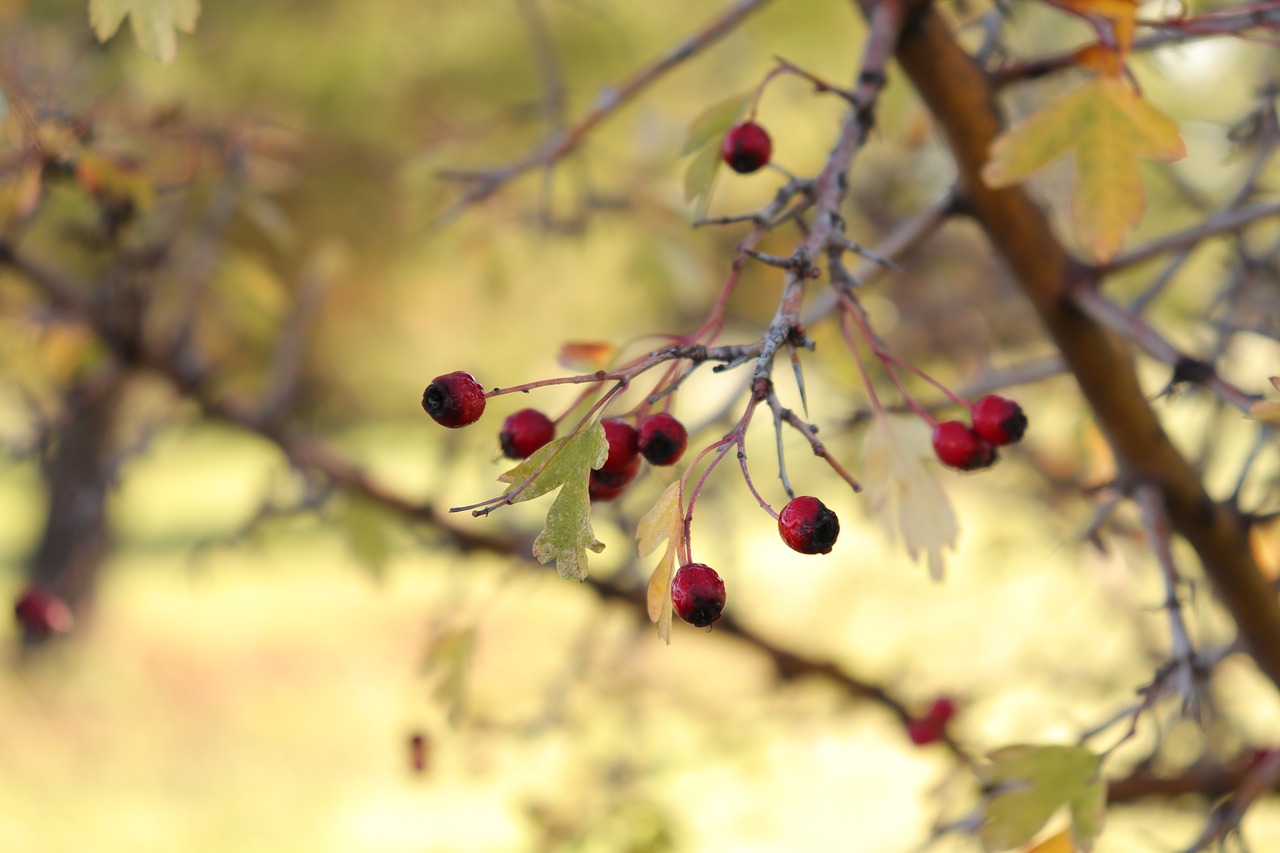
[638,481,684,644]
[89,0,200,63]
[1024,829,1075,853]
[983,77,1186,262]
[1057,0,1137,56]
[861,414,957,580]
[1248,399,1280,423]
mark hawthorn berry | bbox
[589,455,641,502]
[932,420,997,471]
[13,586,74,637]
[637,412,688,466]
[499,408,555,459]
[422,371,486,428]
[721,121,772,174]
[906,696,957,746]
[671,562,727,628]
[971,394,1027,446]
[599,418,639,473]
[778,496,840,555]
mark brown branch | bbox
[859,0,1280,692]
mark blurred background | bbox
[2,0,1280,850]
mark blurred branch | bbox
[432,0,778,228]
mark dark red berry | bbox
[422,371,486,428]
[637,413,688,466]
[906,697,957,746]
[408,731,430,775]
[778,496,840,555]
[932,420,998,471]
[599,418,639,473]
[14,586,74,637]
[721,121,772,174]
[589,455,641,502]
[499,408,555,459]
[971,395,1027,446]
[671,563,726,628]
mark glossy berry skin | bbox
[778,496,840,555]
[721,122,772,174]
[637,413,688,466]
[971,395,1027,446]
[906,696,957,746]
[14,586,74,637]
[499,408,555,459]
[671,563,727,628]
[422,372,486,428]
[599,418,639,473]
[589,455,641,502]
[932,420,998,471]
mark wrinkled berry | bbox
[971,395,1027,446]
[671,563,727,628]
[422,372,486,428]
[638,413,688,466]
[599,418,639,473]
[932,420,997,471]
[721,122,772,174]
[589,455,641,502]
[778,496,840,555]
[499,408,555,459]
[14,586,74,637]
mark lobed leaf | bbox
[89,0,200,63]
[977,745,1105,852]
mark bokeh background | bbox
[2,0,1280,850]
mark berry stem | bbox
[780,407,862,493]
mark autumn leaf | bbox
[861,413,957,580]
[638,480,684,644]
[1059,0,1137,65]
[978,745,1105,852]
[557,341,618,372]
[89,0,200,63]
[498,422,609,581]
[1024,830,1074,853]
[983,77,1186,262]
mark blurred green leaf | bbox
[681,93,749,156]
[978,744,1105,852]
[89,0,201,63]
[343,496,393,578]
[499,422,608,581]
[422,628,474,724]
[683,143,722,220]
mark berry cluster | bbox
[931,395,1027,472]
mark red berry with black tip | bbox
[971,395,1027,446]
[599,418,639,473]
[638,413,688,466]
[932,420,998,471]
[778,496,840,555]
[14,586,74,637]
[721,122,772,174]
[589,455,641,502]
[499,408,555,459]
[422,372,486,428]
[671,563,727,628]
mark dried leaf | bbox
[1248,399,1280,423]
[861,414,957,580]
[638,480,684,644]
[1024,830,1075,853]
[983,77,1186,262]
[558,341,618,372]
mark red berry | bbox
[637,413,688,466]
[778,496,840,555]
[589,455,641,502]
[599,418,639,473]
[671,563,726,628]
[906,697,957,746]
[932,420,998,471]
[721,122,772,174]
[923,696,957,725]
[422,372,486,428]
[971,395,1027,446]
[499,408,555,459]
[14,586,74,637]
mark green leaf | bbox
[499,422,609,581]
[638,481,684,644]
[421,628,474,725]
[683,143,722,220]
[978,745,1106,852]
[89,0,200,63]
[681,93,750,156]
